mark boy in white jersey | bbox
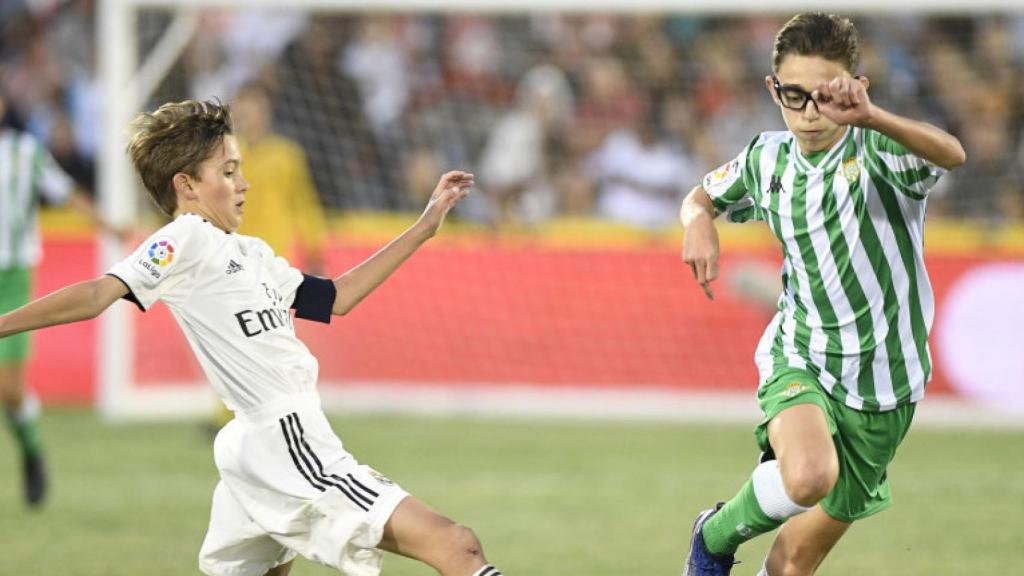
[679,13,965,576]
[0,99,503,576]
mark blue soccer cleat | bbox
[683,503,736,576]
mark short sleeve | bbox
[250,237,304,308]
[863,130,947,200]
[702,138,763,223]
[106,217,205,311]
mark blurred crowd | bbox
[2,1,1024,228]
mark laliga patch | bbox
[148,238,176,267]
[135,237,177,280]
[703,158,741,192]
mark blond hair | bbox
[126,99,234,216]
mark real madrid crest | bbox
[368,468,395,487]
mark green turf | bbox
[0,409,1021,575]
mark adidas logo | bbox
[226,259,244,275]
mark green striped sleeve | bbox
[863,130,946,199]
[703,134,765,223]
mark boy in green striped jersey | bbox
[679,13,965,576]
[0,92,122,507]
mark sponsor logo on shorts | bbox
[781,382,811,398]
[368,468,394,487]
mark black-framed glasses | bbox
[772,76,817,112]
[772,75,864,111]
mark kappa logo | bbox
[767,175,785,195]
[226,259,244,275]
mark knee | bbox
[767,542,821,576]
[438,523,484,567]
[781,459,838,507]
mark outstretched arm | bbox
[680,185,720,301]
[812,76,966,170]
[331,171,473,315]
[0,276,128,339]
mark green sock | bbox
[701,478,783,555]
[6,405,44,458]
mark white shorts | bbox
[199,392,408,576]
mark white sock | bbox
[6,392,40,423]
[751,460,810,520]
[472,565,502,576]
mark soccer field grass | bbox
[1,409,1021,575]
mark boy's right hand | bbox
[416,171,474,238]
[681,213,720,300]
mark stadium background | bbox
[4,4,1021,415]
[1,4,1024,575]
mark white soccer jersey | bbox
[108,213,321,411]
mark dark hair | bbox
[772,13,860,73]
[126,99,233,216]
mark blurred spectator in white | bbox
[476,64,574,226]
[222,9,306,83]
[587,108,697,229]
[184,21,235,101]
[342,16,411,141]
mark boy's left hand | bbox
[417,171,474,237]
[812,76,874,127]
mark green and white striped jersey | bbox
[0,128,74,268]
[703,127,946,411]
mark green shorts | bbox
[0,267,32,363]
[754,368,916,523]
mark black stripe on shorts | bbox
[280,413,375,512]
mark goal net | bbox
[97,0,1021,419]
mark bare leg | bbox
[0,363,26,410]
[378,496,488,576]
[765,505,850,575]
[760,404,845,575]
[767,403,839,507]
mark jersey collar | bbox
[790,126,853,173]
